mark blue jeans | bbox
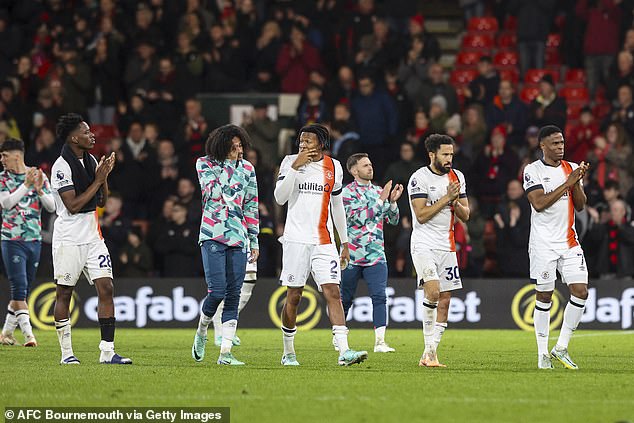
[200,240,247,322]
[1,240,41,301]
[341,262,388,328]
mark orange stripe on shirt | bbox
[95,210,103,240]
[560,161,578,248]
[448,170,459,252]
[318,156,335,244]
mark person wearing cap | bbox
[0,138,55,347]
[529,74,567,130]
[408,13,441,62]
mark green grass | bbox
[1,329,634,423]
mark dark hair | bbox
[172,200,188,210]
[330,119,350,135]
[424,134,454,153]
[0,138,24,152]
[401,141,415,151]
[604,180,620,191]
[205,124,251,160]
[346,153,369,172]
[537,125,562,142]
[479,55,493,64]
[56,113,84,143]
[298,123,330,150]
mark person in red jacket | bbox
[576,0,623,99]
[567,106,600,163]
[275,23,323,94]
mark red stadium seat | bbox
[497,33,517,49]
[498,68,520,84]
[593,102,611,120]
[520,86,540,103]
[461,33,495,50]
[545,49,561,66]
[565,69,587,86]
[450,69,478,85]
[467,16,499,33]
[546,33,561,49]
[493,50,518,68]
[559,87,590,103]
[504,16,517,31]
[455,51,483,67]
[567,103,584,120]
[524,68,559,85]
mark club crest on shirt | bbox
[287,274,295,283]
[541,271,550,280]
[325,170,334,181]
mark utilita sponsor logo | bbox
[347,288,481,324]
[581,287,634,329]
[298,182,331,192]
[84,287,202,327]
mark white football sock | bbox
[212,302,224,339]
[220,319,237,354]
[374,326,386,344]
[333,325,349,353]
[55,319,74,359]
[534,300,552,356]
[2,305,18,336]
[556,295,587,350]
[197,312,213,338]
[238,282,255,313]
[282,325,297,355]
[99,340,115,361]
[422,299,438,351]
[433,322,448,350]
[15,309,33,339]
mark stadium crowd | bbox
[1,0,634,280]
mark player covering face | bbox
[274,124,368,366]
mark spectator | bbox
[275,23,323,94]
[385,67,414,136]
[325,66,356,110]
[203,23,244,92]
[0,9,22,78]
[253,21,282,79]
[519,126,544,166]
[153,201,200,277]
[493,180,530,277]
[587,199,634,278]
[297,83,328,128]
[88,36,120,125]
[123,39,158,97]
[428,95,450,134]
[25,125,59,171]
[242,102,280,169]
[118,228,154,278]
[58,41,91,117]
[418,63,459,116]
[463,196,486,277]
[602,84,634,139]
[176,177,201,225]
[485,80,529,149]
[173,31,204,101]
[604,122,633,194]
[398,34,431,109]
[576,0,622,99]
[354,17,403,79]
[178,98,210,165]
[529,74,567,130]
[330,120,361,183]
[99,193,132,268]
[338,0,380,65]
[146,196,176,276]
[465,56,500,107]
[606,50,634,104]
[350,74,398,176]
[472,125,521,217]
[508,0,557,76]
[567,106,600,163]
[116,94,151,135]
[462,104,488,159]
[382,141,424,218]
[405,110,432,161]
[407,14,441,63]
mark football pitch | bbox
[1,328,633,423]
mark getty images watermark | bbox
[4,407,229,423]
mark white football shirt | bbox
[50,155,103,247]
[277,154,343,245]
[408,166,467,252]
[523,159,580,250]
